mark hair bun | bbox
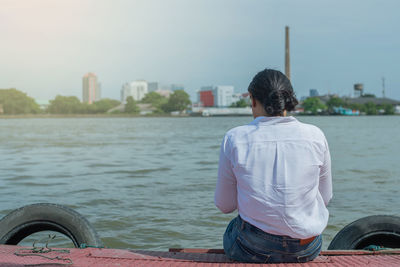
[264,90,285,116]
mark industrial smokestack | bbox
[285,26,290,80]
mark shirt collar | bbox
[249,116,297,126]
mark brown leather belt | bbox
[299,236,317,246]
[239,216,318,246]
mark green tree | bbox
[379,104,394,115]
[230,99,249,108]
[161,90,191,112]
[141,92,168,113]
[48,95,83,114]
[364,102,377,115]
[384,104,395,115]
[125,96,139,114]
[302,97,327,115]
[326,97,345,109]
[141,92,166,105]
[92,99,121,113]
[0,88,40,114]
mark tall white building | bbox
[213,85,234,107]
[82,72,101,104]
[121,80,148,103]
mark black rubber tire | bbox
[0,203,103,248]
[328,215,400,250]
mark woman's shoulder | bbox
[295,121,327,142]
[223,124,258,146]
[226,123,255,137]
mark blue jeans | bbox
[223,216,322,263]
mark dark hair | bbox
[248,69,298,116]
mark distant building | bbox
[214,86,234,107]
[197,85,235,107]
[309,89,319,97]
[82,72,101,104]
[354,84,364,97]
[198,90,214,107]
[120,80,148,103]
[148,82,159,92]
[198,87,213,107]
[155,89,172,98]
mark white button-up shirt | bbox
[215,116,332,239]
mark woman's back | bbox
[218,116,331,239]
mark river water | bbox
[0,116,399,250]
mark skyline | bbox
[1,0,400,101]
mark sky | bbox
[1,0,400,102]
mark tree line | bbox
[302,96,395,115]
[0,88,191,115]
[1,88,395,116]
[124,90,191,114]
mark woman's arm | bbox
[319,139,333,206]
[214,136,237,213]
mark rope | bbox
[79,243,104,249]
[14,234,73,266]
[363,245,391,251]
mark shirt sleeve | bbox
[214,134,237,213]
[319,138,333,206]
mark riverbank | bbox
[0,113,191,119]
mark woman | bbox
[214,69,332,263]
